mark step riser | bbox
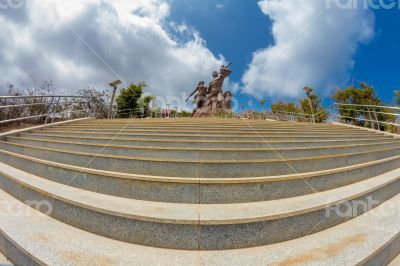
[0,150,399,203]
[64,123,359,130]
[57,122,343,127]
[0,142,399,178]
[30,131,392,141]
[0,232,40,266]
[8,137,400,160]
[0,171,399,250]
[53,126,367,133]
[40,128,381,137]
[367,236,400,266]
[17,134,397,148]
[59,122,344,127]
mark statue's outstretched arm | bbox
[221,68,232,78]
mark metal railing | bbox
[333,103,400,132]
[267,110,313,122]
[110,108,193,119]
[234,103,399,132]
[0,95,95,126]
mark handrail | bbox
[0,114,49,124]
[0,95,89,100]
[0,102,50,109]
[334,103,400,111]
[333,102,399,133]
[336,108,400,117]
[271,110,312,117]
[336,115,399,127]
[0,95,94,126]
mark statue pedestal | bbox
[193,105,233,118]
[193,105,213,117]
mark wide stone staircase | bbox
[0,118,399,265]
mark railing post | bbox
[44,96,55,125]
[373,107,380,131]
[51,96,61,124]
[366,106,375,130]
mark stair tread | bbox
[0,184,399,265]
[1,140,399,164]
[19,132,396,144]
[39,128,383,136]
[0,161,399,225]
[9,136,400,152]
[2,147,399,184]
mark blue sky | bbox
[350,8,400,105]
[169,0,400,109]
[169,0,275,110]
[0,0,399,111]
[169,0,272,83]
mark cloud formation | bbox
[0,0,225,101]
[241,0,375,99]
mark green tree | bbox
[270,101,303,121]
[394,90,400,106]
[271,101,300,113]
[138,95,156,110]
[138,95,156,117]
[332,83,395,130]
[115,82,145,118]
[300,91,328,123]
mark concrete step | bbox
[54,124,369,133]
[0,162,399,250]
[73,119,336,126]
[64,119,386,133]
[72,119,358,131]
[38,127,383,136]
[55,125,361,132]
[17,132,397,148]
[30,129,392,141]
[7,136,400,160]
[1,141,400,178]
[389,254,400,265]
[0,252,12,266]
[1,184,400,265]
[0,148,399,204]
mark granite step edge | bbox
[0,186,400,265]
[0,161,399,225]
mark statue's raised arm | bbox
[220,63,232,79]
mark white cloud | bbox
[216,3,225,9]
[241,0,375,99]
[0,0,225,104]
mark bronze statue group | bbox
[186,64,233,117]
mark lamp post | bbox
[259,99,266,113]
[108,80,122,119]
[303,87,316,123]
[166,102,171,119]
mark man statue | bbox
[186,80,208,115]
[207,65,232,112]
[223,91,233,110]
